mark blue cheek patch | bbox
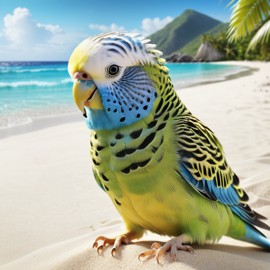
[84,106,111,130]
[84,66,157,130]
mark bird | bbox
[68,32,270,262]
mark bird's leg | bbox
[138,234,194,263]
[93,231,142,257]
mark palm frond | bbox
[247,19,270,50]
[228,0,270,42]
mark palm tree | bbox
[228,0,270,51]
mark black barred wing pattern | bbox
[175,116,269,230]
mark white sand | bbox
[0,61,270,270]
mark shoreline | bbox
[0,61,256,139]
[0,112,81,139]
[0,60,270,269]
[174,63,256,89]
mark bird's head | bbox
[68,32,167,130]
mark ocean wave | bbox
[0,79,72,88]
[0,81,58,88]
[0,67,67,74]
[61,78,73,84]
[0,116,33,130]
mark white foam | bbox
[60,78,73,84]
[0,80,71,88]
[0,67,67,73]
[0,116,33,130]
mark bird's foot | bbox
[93,232,137,257]
[138,235,194,263]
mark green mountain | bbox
[148,9,222,56]
[179,23,229,56]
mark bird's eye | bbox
[106,64,120,77]
[82,73,88,79]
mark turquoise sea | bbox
[0,61,248,129]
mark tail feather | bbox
[245,224,270,251]
[231,204,270,231]
[254,210,268,220]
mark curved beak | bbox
[72,72,103,114]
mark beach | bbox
[0,61,270,269]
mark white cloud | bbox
[89,16,173,37]
[0,7,83,60]
[0,8,174,60]
[3,7,57,45]
[141,16,173,36]
[89,23,126,33]
[37,23,63,34]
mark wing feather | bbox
[176,116,269,230]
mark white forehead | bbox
[78,32,162,70]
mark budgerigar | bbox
[68,32,270,262]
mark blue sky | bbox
[0,0,231,61]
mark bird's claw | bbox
[92,240,99,249]
[97,245,104,255]
[111,247,117,257]
[92,234,132,257]
[138,236,194,264]
[93,236,116,255]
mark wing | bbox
[176,115,269,230]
